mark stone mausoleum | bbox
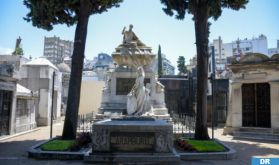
[224,53,279,137]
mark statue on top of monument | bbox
[122,24,146,47]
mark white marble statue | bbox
[122,24,145,46]
[127,66,150,115]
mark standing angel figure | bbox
[127,66,150,115]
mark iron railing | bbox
[77,112,94,133]
[172,113,196,138]
[77,111,196,138]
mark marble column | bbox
[269,81,279,131]
[224,81,242,134]
[230,82,243,128]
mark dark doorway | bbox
[242,83,271,128]
[0,90,13,135]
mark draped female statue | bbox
[127,66,150,115]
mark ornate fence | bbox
[77,112,94,133]
[76,112,196,138]
[172,113,196,138]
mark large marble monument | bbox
[87,26,178,163]
[96,24,170,120]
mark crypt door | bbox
[242,83,271,128]
[0,90,13,135]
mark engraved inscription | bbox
[110,132,155,152]
[116,78,150,95]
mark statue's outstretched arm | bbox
[122,27,126,34]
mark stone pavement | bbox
[0,122,278,165]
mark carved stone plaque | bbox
[116,78,150,95]
[110,132,155,152]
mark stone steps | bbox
[238,127,273,133]
[232,131,279,142]
[84,152,180,164]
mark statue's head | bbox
[129,24,133,30]
[137,66,145,77]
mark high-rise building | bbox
[43,36,74,65]
[162,54,175,75]
[268,40,279,56]
[210,34,268,77]
[155,54,175,75]
[212,34,268,59]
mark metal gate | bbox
[159,76,194,115]
[242,83,270,128]
[0,90,12,135]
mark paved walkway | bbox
[0,123,63,158]
[0,122,278,165]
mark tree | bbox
[24,0,123,139]
[158,45,163,77]
[12,36,24,56]
[13,47,24,56]
[161,0,248,140]
[177,56,187,75]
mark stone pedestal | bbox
[86,118,178,163]
[92,118,173,153]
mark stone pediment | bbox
[228,53,279,73]
[112,54,156,68]
[271,53,279,61]
[239,53,269,64]
[57,62,71,73]
[112,41,155,68]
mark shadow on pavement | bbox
[0,139,44,157]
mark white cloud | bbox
[0,46,13,55]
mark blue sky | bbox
[0,0,279,68]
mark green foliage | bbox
[23,0,123,31]
[186,139,226,152]
[158,45,163,77]
[161,0,249,140]
[13,47,24,56]
[177,56,187,75]
[160,0,249,21]
[178,138,226,152]
[71,132,92,151]
[41,140,75,151]
[24,0,123,140]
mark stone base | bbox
[84,150,179,164]
[95,112,170,122]
[223,126,236,135]
[151,107,170,121]
[152,114,171,121]
[153,107,168,115]
[92,118,173,153]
